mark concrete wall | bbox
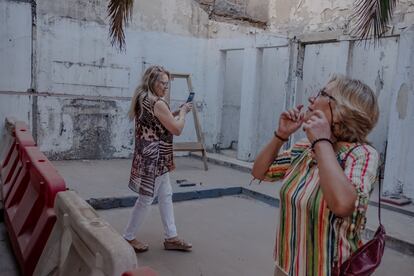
[383,26,414,199]
[196,0,270,23]
[0,0,270,159]
[0,0,32,139]
[40,0,209,37]
[294,38,399,157]
[1,0,414,198]
[255,46,289,154]
[349,37,399,156]
[220,50,243,150]
[268,0,414,35]
[33,11,209,159]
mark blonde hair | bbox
[128,65,170,120]
[328,75,379,143]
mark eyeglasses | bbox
[315,88,336,101]
[158,80,170,87]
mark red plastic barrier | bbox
[122,267,159,276]
[4,146,66,276]
[1,121,35,201]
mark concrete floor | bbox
[0,223,19,276]
[1,194,414,275]
[99,195,277,276]
[1,156,414,275]
[98,195,414,276]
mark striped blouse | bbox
[265,139,379,276]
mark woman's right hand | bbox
[276,105,305,139]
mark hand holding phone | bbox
[186,92,195,103]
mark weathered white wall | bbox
[292,42,345,142]
[202,35,290,161]
[0,0,31,92]
[0,94,32,137]
[299,42,344,103]
[220,50,243,150]
[1,0,414,199]
[40,0,209,37]
[349,37,399,156]
[383,26,414,199]
[294,39,399,158]
[268,0,414,35]
[268,0,354,34]
[196,0,270,23]
[0,0,32,139]
[1,0,269,159]
[28,0,210,159]
[255,46,289,154]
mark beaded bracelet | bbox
[311,138,333,150]
[274,131,289,142]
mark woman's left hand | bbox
[302,110,331,142]
[181,102,193,113]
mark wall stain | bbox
[47,98,120,160]
[396,83,409,120]
[375,69,384,96]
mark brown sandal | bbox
[164,238,192,252]
[126,239,149,253]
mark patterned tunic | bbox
[266,139,379,276]
[129,94,175,197]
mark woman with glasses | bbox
[123,65,193,253]
[252,75,380,276]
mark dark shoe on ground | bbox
[126,238,149,253]
[164,237,192,252]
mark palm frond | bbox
[351,0,397,42]
[108,0,134,51]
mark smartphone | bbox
[186,92,195,103]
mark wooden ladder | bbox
[170,73,208,170]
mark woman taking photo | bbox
[252,75,380,276]
[123,65,192,253]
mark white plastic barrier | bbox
[34,191,138,276]
[0,117,16,172]
[0,117,16,210]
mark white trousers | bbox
[123,172,178,240]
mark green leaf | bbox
[107,0,134,51]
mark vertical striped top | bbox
[265,139,379,276]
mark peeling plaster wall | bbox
[268,0,414,35]
[31,0,281,159]
[39,0,210,38]
[0,0,273,160]
[34,13,208,159]
[383,26,414,199]
[36,96,133,159]
[268,0,353,34]
[196,0,270,23]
